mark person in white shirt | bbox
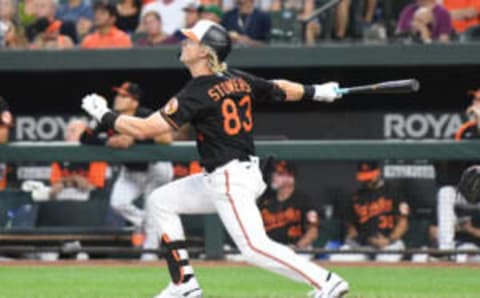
[141,0,191,35]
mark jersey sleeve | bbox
[230,69,286,103]
[160,82,208,129]
[299,193,320,226]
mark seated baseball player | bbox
[258,161,320,257]
[330,162,410,262]
[80,81,173,260]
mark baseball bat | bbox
[336,79,420,95]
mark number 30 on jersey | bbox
[221,95,252,136]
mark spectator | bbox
[258,161,320,252]
[159,2,200,44]
[396,0,452,43]
[21,120,107,201]
[269,0,319,45]
[184,1,201,28]
[26,0,78,43]
[80,81,173,260]
[56,0,94,41]
[18,0,37,27]
[330,162,409,262]
[442,0,480,34]
[222,0,271,46]
[2,20,29,49]
[116,0,142,34]
[200,0,222,6]
[81,1,132,49]
[222,0,271,11]
[200,5,223,24]
[141,0,190,35]
[30,17,75,49]
[134,11,177,46]
[0,0,16,24]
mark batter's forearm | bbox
[273,80,309,101]
[112,112,172,141]
[113,115,150,140]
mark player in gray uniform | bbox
[81,20,348,298]
[81,82,173,259]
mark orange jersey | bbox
[81,26,132,49]
[443,0,480,32]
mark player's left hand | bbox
[313,82,341,103]
[81,93,110,122]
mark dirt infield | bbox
[1,259,479,268]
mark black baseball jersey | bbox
[258,190,319,245]
[160,69,285,172]
[348,183,409,245]
[81,106,154,171]
[435,120,480,186]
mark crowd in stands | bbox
[1,0,480,49]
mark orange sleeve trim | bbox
[88,162,107,188]
[189,161,202,174]
[50,162,62,185]
[455,120,478,141]
[160,111,180,130]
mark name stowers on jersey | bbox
[160,69,284,172]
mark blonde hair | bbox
[205,46,227,73]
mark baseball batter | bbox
[81,20,348,298]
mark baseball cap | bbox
[94,0,118,17]
[200,5,224,20]
[273,160,297,177]
[180,20,232,61]
[112,82,143,100]
[356,161,380,182]
[183,1,200,12]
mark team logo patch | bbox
[164,98,179,115]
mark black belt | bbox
[204,156,250,173]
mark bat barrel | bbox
[337,79,420,95]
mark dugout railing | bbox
[1,140,480,260]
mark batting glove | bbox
[81,93,110,122]
[313,82,341,102]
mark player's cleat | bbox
[153,277,203,298]
[310,272,349,298]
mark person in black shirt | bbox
[259,161,319,251]
[81,81,173,261]
[81,20,347,298]
[331,162,409,262]
[115,0,141,34]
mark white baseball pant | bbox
[147,157,331,289]
[110,161,173,250]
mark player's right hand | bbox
[81,93,110,122]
